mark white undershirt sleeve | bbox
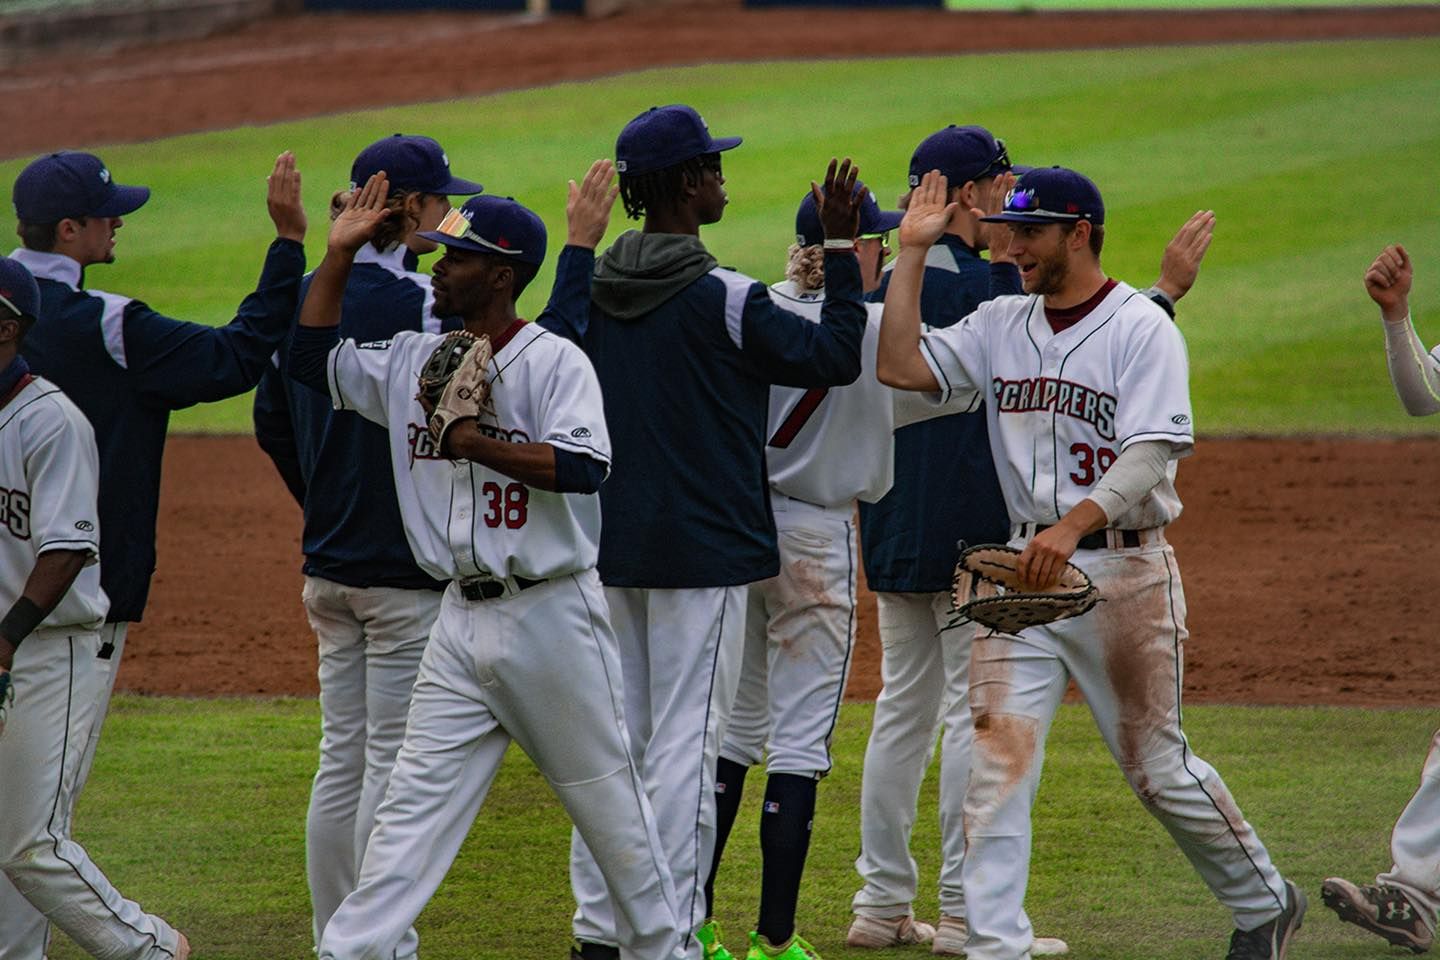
[1383,314,1440,417]
[1087,439,1172,524]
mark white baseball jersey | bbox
[324,323,610,581]
[0,375,106,629]
[765,283,968,507]
[918,282,1193,528]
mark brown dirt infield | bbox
[9,1,1438,707]
[136,435,1440,706]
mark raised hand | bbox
[1155,210,1216,303]
[266,151,307,243]
[899,169,957,251]
[974,170,1017,260]
[813,158,864,241]
[567,159,620,251]
[1365,243,1413,323]
[328,171,391,257]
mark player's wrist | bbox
[1381,305,1411,326]
[0,597,43,652]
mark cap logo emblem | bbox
[616,160,628,173]
[442,152,450,167]
[1006,187,1038,211]
[99,168,111,184]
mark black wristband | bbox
[0,596,44,650]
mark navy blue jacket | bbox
[543,231,866,588]
[13,239,306,622]
[253,243,457,592]
[859,235,1018,593]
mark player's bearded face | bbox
[69,216,121,266]
[1014,225,1070,296]
[431,249,499,317]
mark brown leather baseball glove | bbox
[415,330,493,448]
[951,543,1099,634]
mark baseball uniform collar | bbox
[1028,279,1137,343]
[9,246,81,291]
[490,317,528,353]
[353,242,409,269]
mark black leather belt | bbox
[458,576,546,602]
[1034,524,1141,551]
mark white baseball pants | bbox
[571,584,747,959]
[302,577,440,956]
[961,540,1288,960]
[722,496,855,778]
[0,627,182,960]
[850,591,973,921]
[1378,726,1440,930]
[318,572,680,960]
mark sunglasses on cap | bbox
[0,292,28,322]
[435,208,528,256]
[979,138,1011,180]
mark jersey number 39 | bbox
[1069,442,1117,486]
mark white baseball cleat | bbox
[847,914,936,948]
[930,915,1069,956]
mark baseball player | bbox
[873,165,1305,960]
[558,105,868,960]
[289,170,682,960]
[251,133,482,959]
[0,255,189,960]
[1320,243,1438,952]
[847,125,1038,956]
[850,129,1213,956]
[699,186,973,960]
[5,150,306,954]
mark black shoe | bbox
[1226,880,1307,960]
[571,941,620,960]
[1322,877,1434,953]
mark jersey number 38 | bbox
[481,481,529,529]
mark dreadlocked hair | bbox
[618,156,710,221]
[785,242,826,292]
[329,189,421,252]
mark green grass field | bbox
[3,38,1437,434]
[40,696,1438,960]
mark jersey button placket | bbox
[451,464,480,577]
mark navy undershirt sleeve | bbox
[288,324,341,396]
[553,448,607,494]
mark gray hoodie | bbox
[590,230,717,321]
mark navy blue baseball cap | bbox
[795,189,903,246]
[0,257,41,322]
[980,166,1105,225]
[614,105,742,177]
[908,125,1010,189]
[417,194,547,266]
[12,152,151,223]
[350,134,483,196]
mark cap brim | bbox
[436,175,484,196]
[415,229,488,252]
[710,136,743,153]
[979,212,1076,224]
[871,210,904,232]
[415,230,542,263]
[90,184,150,218]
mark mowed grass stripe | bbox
[1,39,1436,433]
[43,696,1440,959]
